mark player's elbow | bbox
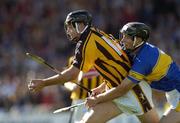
[62,65,80,82]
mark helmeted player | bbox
[28,10,159,123]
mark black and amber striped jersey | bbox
[72,27,131,88]
[71,68,104,100]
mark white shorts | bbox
[113,81,154,115]
[165,89,180,109]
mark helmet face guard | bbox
[64,10,92,42]
[120,22,150,51]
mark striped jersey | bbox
[127,43,180,92]
[73,27,131,88]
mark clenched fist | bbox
[28,79,45,93]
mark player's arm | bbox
[44,65,80,86]
[28,65,80,92]
[86,78,136,107]
[96,78,136,103]
[91,82,106,96]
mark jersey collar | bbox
[79,26,91,42]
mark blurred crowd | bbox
[0,0,179,115]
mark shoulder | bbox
[140,43,157,53]
[90,27,104,37]
[137,43,159,60]
[132,43,160,71]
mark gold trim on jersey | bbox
[129,70,146,81]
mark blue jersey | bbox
[128,43,180,92]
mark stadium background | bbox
[0,0,179,122]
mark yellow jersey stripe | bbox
[80,31,92,70]
[146,50,172,81]
[129,70,146,81]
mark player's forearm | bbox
[97,78,136,103]
[96,87,121,103]
[42,66,80,87]
[42,74,68,87]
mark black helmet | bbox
[65,10,92,27]
[120,22,150,41]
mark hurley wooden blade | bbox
[26,53,45,64]
[53,102,85,114]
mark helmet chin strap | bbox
[75,22,88,34]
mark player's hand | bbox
[28,79,45,93]
[91,87,102,97]
[85,96,99,108]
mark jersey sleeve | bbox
[128,57,150,84]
